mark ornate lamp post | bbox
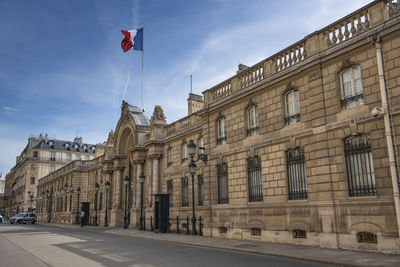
[187,139,208,235]
[139,172,145,230]
[94,182,99,226]
[104,180,110,227]
[75,187,81,224]
[123,176,129,229]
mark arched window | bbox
[286,148,307,200]
[167,180,173,207]
[217,117,226,145]
[340,65,364,109]
[167,146,173,167]
[181,143,187,163]
[284,89,300,125]
[181,178,188,207]
[247,105,259,136]
[217,163,229,204]
[248,156,263,202]
[344,135,376,197]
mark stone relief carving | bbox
[151,105,166,121]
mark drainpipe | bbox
[374,35,400,238]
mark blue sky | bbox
[0,0,371,175]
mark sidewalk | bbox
[40,223,400,267]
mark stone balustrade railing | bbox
[273,42,306,72]
[165,114,202,136]
[324,10,369,48]
[203,0,397,105]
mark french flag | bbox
[121,28,143,52]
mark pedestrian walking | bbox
[80,210,85,227]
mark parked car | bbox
[9,212,37,224]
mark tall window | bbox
[50,152,56,162]
[340,65,363,109]
[344,135,376,197]
[33,151,38,158]
[167,180,173,207]
[217,118,226,145]
[248,157,263,202]
[30,177,35,185]
[286,148,308,200]
[217,163,229,204]
[285,90,300,125]
[50,165,55,173]
[198,137,204,155]
[247,105,259,136]
[181,143,188,163]
[76,154,81,161]
[167,147,173,167]
[181,178,188,207]
[67,153,71,162]
[198,175,204,206]
[69,195,72,212]
[99,192,103,210]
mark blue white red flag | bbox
[121,28,143,52]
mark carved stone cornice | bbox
[114,166,125,171]
[148,154,162,160]
[133,159,145,165]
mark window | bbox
[198,137,204,155]
[293,229,307,239]
[286,148,308,200]
[247,106,259,136]
[357,232,377,243]
[285,89,300,125]
[251,228,262,236]
[340,65,364,109]
[31,164,36,171]
[67,153,71,162]
[50,152,56,162]
[167,147,173,167]
[85,155,89,160]
[344,135,376,197]
[74,144,79,151]
[83,145,88,152]
[181,178,188,207]
[167,180,173,207]
[217,163,229,204]
[219,226,227,234]
[49,140,54,149]
[99,192,103,210]
[33,151,38,158]
[181,143,187,163]
[76,154,81,161]
[30,177,35,185]
[91,146,96,153]
[198,175,204,206]
[50,165,55,173]
[248,157,263,202]
[69,195,72,212]
[64,196,67,212]
[217,117,226,145]
[64,143,70,150]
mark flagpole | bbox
[141,24,144,111]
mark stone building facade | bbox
[37,1,400,253]
[3,134,103,217]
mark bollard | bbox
[176,216,180,233]
[199,216,203,236]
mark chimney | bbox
[187,93,204,115]
[74,137,83,146]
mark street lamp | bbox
[104,180,110,227]
[139,172,145,230]
[94,182,99,226]
[187,139,208,235]
[76,187,81,224]
[123,176,129,229]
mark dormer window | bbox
[49,140,54,149]
[74,144,79,151]
[64,143,70,150]
[83,145,88,152]
[91,146,96,153]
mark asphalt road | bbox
[0,223,334,267]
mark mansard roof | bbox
[127,104,150,126]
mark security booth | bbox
[153,194,170,233]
